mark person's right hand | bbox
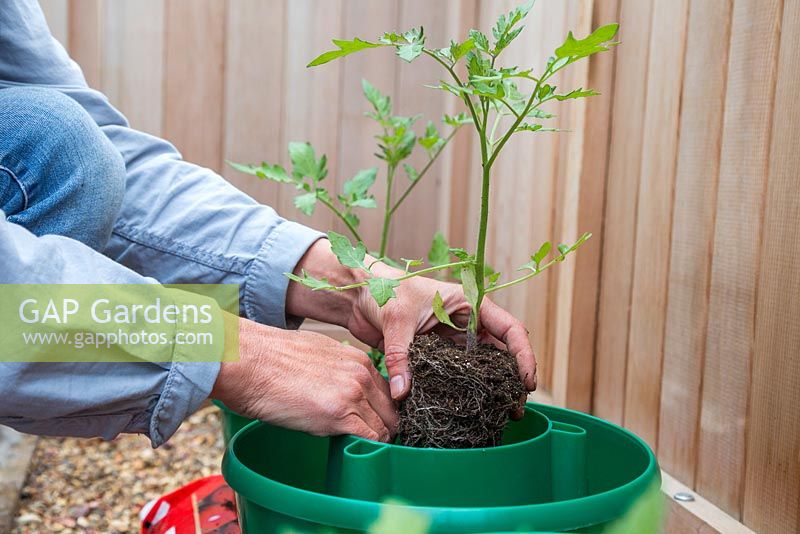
[211,318,397,442]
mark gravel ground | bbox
[12,405,224,533]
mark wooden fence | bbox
[37,1,799,532]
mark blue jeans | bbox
[0,86,126,250]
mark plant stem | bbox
[318,195,364,243]
[331,260,472,291]
[389,129,458,215]
[379,163,396,257]
[486,255,566,293]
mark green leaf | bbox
[285,269,334,290]
[554,23,619,60]
[288,142,327,182]
[449,247,474,262]
[461,265,479,310]
[443,112,473,127]
[401,257,423,273]
[344,212,360,229]
[487,271,502,288]
[449,38,474,62]
[554,88,600,101]
[349,198,377,209]
[308,37,384,67]
[428,232,450,267]
[362,79,391,120]
[491,0,535,54]
[327,231,367,269]
[403,163,420,182]
[368,277,400,306]
[432,291,465,331]
[343,167,378,198]
[468,30,490,53]
[380,27,425,63]
[294,192,317,215]
[532,241,552,268]
[419,121,443,155]
[227,161,293,184]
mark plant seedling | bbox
[289,1,617,447]
[229,79,470,263]
[299,1,617,351]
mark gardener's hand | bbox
[287,239,537,405]
[211,317,397,442]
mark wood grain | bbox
[221,0,285,204]
[695,0,783,518]
[592,0,654,424]
[279,0,344,231]
[68,0,104,88]
[163,0,227,171]
[741,1,800,531]
[657,0,732,486]
[102,0,165,136]
[623,0,689,448]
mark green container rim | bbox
[221,403,660,532]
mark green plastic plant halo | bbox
[221,402,660,533]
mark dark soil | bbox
[397,333,526,448]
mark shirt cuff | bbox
[243,219,324,329]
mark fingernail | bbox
[390,375,405,398]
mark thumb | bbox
[381,317,416,401]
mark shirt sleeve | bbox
[0,0,324,329]
[0,212,220,447]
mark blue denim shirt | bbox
[0,0,323,445]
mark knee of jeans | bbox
[0,87,126,244]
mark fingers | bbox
[479,298,538,391]
[381,312,416,401]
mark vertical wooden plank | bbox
[38,0,69,46]
[163,0,226,171]
[695,0,783,518]
[592,0,653,424]
[657,0,732,486]
[279,0,344,230]
[623,0,689,448]
[102,0,165,136]
[221,0,285,205]
[741,2,800,531]
[390,0,471,260]
[333,0,399,251]
[551,0,617,411]
[68,0,104,89]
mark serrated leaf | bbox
[449,247,473,262]
[554,88,600,101]
[487,271,502,288]
[516,123,543,133]
[533,241,552,268]
[328,231,367,270]
[343,167,377,198]
[368,277,400,306]
[349,198,377,209]
[381,27,425,63]
[469,29,490,53]
[449,38,474,62]
[403,163,420,182]
[288,142,327,182]
[443,112,473,127]
[228,161,293,184]
[308,37,384,67]
[491,1,534,54]
[432,291,465,331]
[294,192,317,215]
[344,212,360,229]
[362,79,391,119]
[554,23,619,60]
[285,269,334,290]
[428,232,450,267]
